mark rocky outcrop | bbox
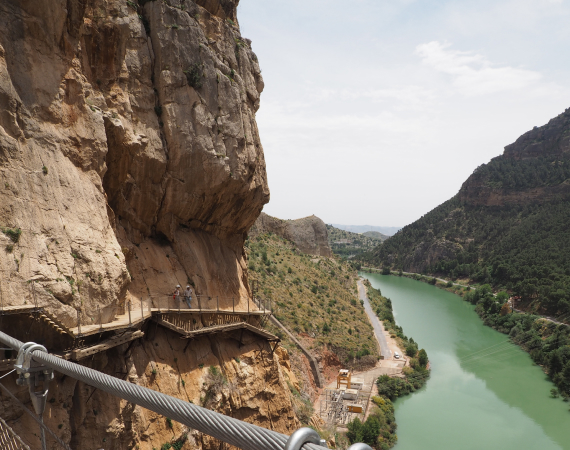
[458,108,570,207]
[0,1,300,448]
[0,0,268,323]
[503,108,570,160]
[1,327,299,450]
[249,213,332,257]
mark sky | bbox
[238,0,570,228]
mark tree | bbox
[500,302,511,316]
[405,343,417,357]
[362,416,381,447]
[550,351,564,375]
[418,349,428,367]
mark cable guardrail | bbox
[0,330,370,450]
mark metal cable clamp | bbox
[285,427,328,450]
[347,444,374,450]
[14,342,54,415]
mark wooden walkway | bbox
[0,305,36,315]
[70,308,268,337]
[0,304,277,366]
[153,316,278,341]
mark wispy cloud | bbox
[415,41,542,95]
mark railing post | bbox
[232,297,235,314]
[76,308,82,336]
[217,296,219,312]
[128,300,132,327]
[32,281,38,309]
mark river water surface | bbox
[360,272,570,450]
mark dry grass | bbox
[246,233,378,364]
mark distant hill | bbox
[362,231,389,241]
[250,213,332,257]
[361,107,570,315]
[326,225,382,259]
[330,224,401,236]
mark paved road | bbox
[357,279,391,359]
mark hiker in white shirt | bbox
[183,285,193,308]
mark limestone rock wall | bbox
[0,1,297,448]
[0,328,299,450]
[0,0,269,323]
[249,213,332,257]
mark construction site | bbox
[318,369,372,425]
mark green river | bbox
[360,272,570,450]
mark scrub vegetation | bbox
[326,225,382,260]
[246,232,379,366]
[346,396,397,450]
[362,161,570,316]
[466,284,570,398]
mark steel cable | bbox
[0,331,323,450]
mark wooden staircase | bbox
[38,310,74,337]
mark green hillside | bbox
[361,108,570,316]
[246,232,379,366]
[326,224,382,259]
[362,231,389,241]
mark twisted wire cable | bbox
[0,331,323,450]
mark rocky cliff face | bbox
[458,108,570,207]
[0,0,269,323]
[249,213,332,257]
[1,327,299,450]
[0,1,300,448]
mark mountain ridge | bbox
[361,106,570,314]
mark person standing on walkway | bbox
[172,285,181,307]
[183,285,193,309]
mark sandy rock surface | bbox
[250,213,333,257]
[0,1,300,448]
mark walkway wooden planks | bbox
[0,305,36,315]
[152,316,279,341]
[67,330,145,361]
[0,303,276,360]
[70,307,152,337]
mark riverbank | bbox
[361,272,570,450]
[363,268,570,395]
[338,279,430,449]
